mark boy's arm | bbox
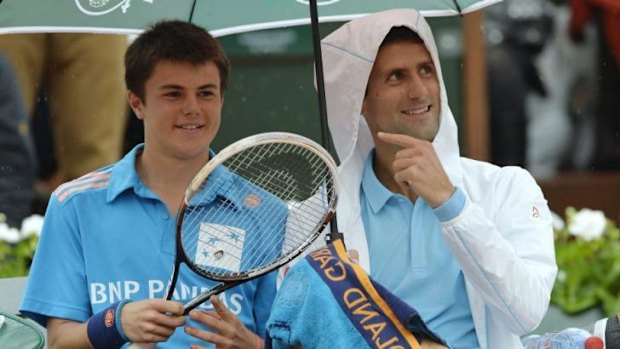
[46,299,185,349]
[47,318,91,349]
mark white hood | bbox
[321,8,463,264]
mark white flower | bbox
[568,208,606,241]
[0,222,22,244]
[556,270,567,283]
[20,214,44,238]
[551,211,565,231]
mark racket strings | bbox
[181,141,336,279]
[183,167,330,273]
[223,143,329,267]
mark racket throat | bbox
[182,281,240,315]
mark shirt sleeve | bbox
[19,195,92,327]
[433,187,466,222]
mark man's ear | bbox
[127,91,145,120]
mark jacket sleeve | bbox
[439,167,557,335]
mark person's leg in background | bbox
[0,34,54,211]
[487,43,528,168]
[47,33,128,181]
[0,34,46,116]
[0,50,36,227]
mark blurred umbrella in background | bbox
[0,0,505,160]
[0,0,502,36]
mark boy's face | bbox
[128,60,223,161]
[362,40,441,143]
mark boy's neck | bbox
[136,148,209,214]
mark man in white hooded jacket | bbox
[319,8,557,348]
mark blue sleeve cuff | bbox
[87,301,130,349]
[433,187,466,222]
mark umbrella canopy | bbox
[0,0,502,35]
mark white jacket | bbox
[319,9,557,348]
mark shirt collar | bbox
[107,144,144,203]
[187,164,247,210]
[361,149,397,213]
[107,144,229,205]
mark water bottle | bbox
[523,313,620,349]
[522,327,604,349]
[581,313,620,349]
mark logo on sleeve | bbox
[532,206,540,218]
[244,194,261,208]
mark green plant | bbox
[551,207,620,316]
[0,213,43,277]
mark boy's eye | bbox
[198,90,215,98]
[164,91,181,98]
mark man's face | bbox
[128,60,223,161]
[362,40,441,143]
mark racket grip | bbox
[183,293,211,315]
[183,288,218,315]
[183,282,232,315]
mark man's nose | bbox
[407,75,428,99]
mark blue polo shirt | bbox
[20,144,278,348]
[360,150,479,349]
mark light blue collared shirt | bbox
[21,144,278,348]
[360,150,479,349]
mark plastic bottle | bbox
[522,328,596,348]
[582,313,620,349]
[523,314,620,349]
[585,336,605,349]
[583,317,608,347]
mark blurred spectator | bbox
[0,51,35,227]
[532,2,598,176]
[570,0,620,67]
[570,0,620,169]
[486,0,599,179]
[0,33,128,198]
[485,0,554,168]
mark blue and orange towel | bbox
[266,239,446,348]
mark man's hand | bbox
[184,295,262,349]
[121,299,185,344]
[378,132,454,208]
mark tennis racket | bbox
[130,131,338,346]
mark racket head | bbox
[177,132,339,283]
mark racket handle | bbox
[183,284,225,315]
[183,292,213,315]
[183,281,238,315]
